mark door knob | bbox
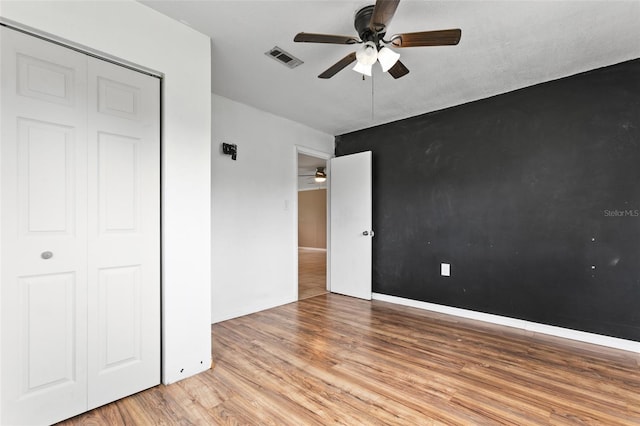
[41,251,53,260]
[362,230,374,237]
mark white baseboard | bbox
[211,295,294,324]
[372,293,640,354]
[298,247,327,252]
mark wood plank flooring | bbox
[298,248,327,300]
[58,294,640,425]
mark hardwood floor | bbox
[58,294,640,425]
[298,248,327,300]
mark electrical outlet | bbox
[441,263,451,277]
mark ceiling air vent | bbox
[265,46,303,69]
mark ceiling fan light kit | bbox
[300,167,328,183]
[294,0,461,80]
[351,41,399,76]
[314,167,327,183]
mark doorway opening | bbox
[297,152,328,300]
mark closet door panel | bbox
[18,119,75,235]
[1,27,89,426]
[97,132,139,232]
[86,57,160,410]
[19,272,77,389]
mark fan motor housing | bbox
[354,5,385,42]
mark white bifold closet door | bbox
[1,26,160,425]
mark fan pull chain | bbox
[371,71,375,121]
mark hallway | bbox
[298,248,327,300]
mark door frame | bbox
[294,146,333,298]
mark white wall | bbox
[211,95,333,323]
[0,1,212,384]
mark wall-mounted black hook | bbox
[222,142,237,160]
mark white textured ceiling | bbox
[141,0,640,136]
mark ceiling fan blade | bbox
[387,60,409,79]
[390,29,462,48]
[369,0,401,32]
[318,52,357,79]
[294,32,359,45]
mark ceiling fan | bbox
[299,167,327,183]
[294,0,461,79]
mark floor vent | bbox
[265,46,303,69]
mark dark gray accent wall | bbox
[335,58,640,342]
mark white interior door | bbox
[330,151,373,300]
[1,26,160,425]
[1,27,90,426]
[86,56,160,409]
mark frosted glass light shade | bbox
[355,41,378,66]
[377,46,400,72]
[352,61,372,76]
